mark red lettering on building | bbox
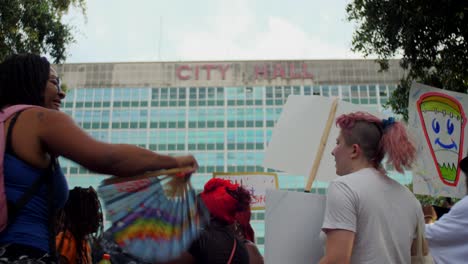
[255,65,268,80]
[302,63,313,78]
[176,64,231,80]
[202,64,215,80]
[176,63,313,81]
[273,63,286,79]
[254,63,314,80]
[219,64,230,80]
[195,65,199,80]
[176,65,191,80]
[289,63,302,79]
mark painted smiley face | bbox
[422,111,461,183]
[431,117,458,150]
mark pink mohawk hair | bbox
[336,112,416,173]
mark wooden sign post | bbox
[305,98,339,192]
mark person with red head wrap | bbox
[197,178,263,264]
[167,178,249,264]
[200,178,243,224]
[166,178,263,264]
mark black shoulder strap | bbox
[8,158,58,256]
[3,109,58,257]
[5,110,49,221]
[5,110,23,154]
[47,157,58,257]
[7,160,53,222]
[4,109,53,224]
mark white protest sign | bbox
[264,189,326,264]
[213,172,278,210]
[408,82,468,198]
[263,95,383,184]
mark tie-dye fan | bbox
[97,168,209,263]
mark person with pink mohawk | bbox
[319,112,426,264]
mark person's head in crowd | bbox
[56,187,103,261]
[0,53,65,111]
[442,197,454,208]
[200,178,251,226]
[332,111,416,176]
[460,156,468,194]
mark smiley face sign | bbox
[417,92,467,186]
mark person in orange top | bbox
[56,187,103,264]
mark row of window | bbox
[78,120,278,129]
[67,141,267,151]
[72,108,280,123]
[84,129,272,144]
[148,143,266,151]
[65,165,275,175]
[65,84,396,104]
[65,96,389,109]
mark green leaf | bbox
[0,0,86,63]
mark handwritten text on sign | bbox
[213,172,279,210]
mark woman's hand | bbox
[175,155,199,173]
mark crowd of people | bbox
[0,53,467,264]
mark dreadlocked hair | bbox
[226,185,252,213]
[56,187,104,264]
[0,53,50,109]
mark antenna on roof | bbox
[158,16,163,61]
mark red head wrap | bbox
[200,178,239,224]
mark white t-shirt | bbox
[322,167,423,264]
[425,196,468,264]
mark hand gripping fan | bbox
[97,168,209,263]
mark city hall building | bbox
[56,59,408,252]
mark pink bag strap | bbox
[0,105,39,122]
[0,105,39,155]
[227,238,237,264]
[0,104,39,231]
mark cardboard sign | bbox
[264,190,326,264]
[408,82,468,198]
[263,95,382,184]
[213,172,279,210]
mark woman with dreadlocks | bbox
[56,187,103,264]
[0,53,198,263]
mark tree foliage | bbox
[347,0,468,120]
[0,0,86,63]
[406,183,459,206]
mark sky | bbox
[63,0,365,63]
